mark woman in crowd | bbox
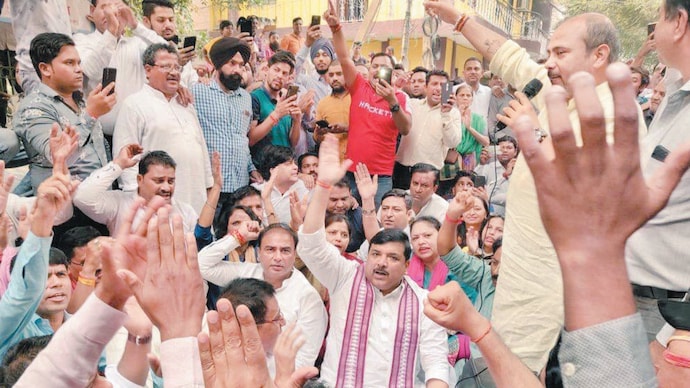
[466,214,505,258]
[456,194,489,249]
[324,214,362,264]
[215,205,262,263]
[454,83,489,171]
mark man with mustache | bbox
[314,60,351,161]
[193,38,263,214]
[13,33,112,193]
[113,43,213,214]
[424,1,647,374]
[73,149,198,235]
[297,135,450,387]
[395,70,461,189]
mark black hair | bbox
[411,66,429,75]
[257,145,294,180]
[49,248,69,268]
[371,52,394,68]
[426,69,449,84]
[410,215,441,232]
[381,189,412,210]
[297,152,318,172]
[142,0,174,18]
[56,226,102,260]
[138,150,176,175]
[369,228,412,260]
[219,278,275,323]
[450,170,476,188]
[142,42,178,66]
[492,236,503,253]
[257,223,298,249]
[325,214,352,238]
[219,20,232,30]
[393,63,405,71]
[292,17,303,24]
[267,50,295,72]
[497,135,520,156]
[333,178,350,190]
[29,33,75,80]
[463,56,482,68]
[215,205,262,240]
[410,163,440,186]
[1,335,53,386]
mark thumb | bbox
[147,353,162,377]
[288,366,319,388]
[117,269,144,300]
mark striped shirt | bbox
[193,80,255,193]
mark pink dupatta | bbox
[407,255,449,291]
[336,264,420,387]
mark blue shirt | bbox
[0,232,52,359]
[192,81,255,193]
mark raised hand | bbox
[466,226,480,255]
[118,207,205,341]
[237,219,261,242]
[211,151,222,190]
[198,298,272,388]
[304,25,322,48]
[323,0,341,27]
[446,191,474,221]
[274,323,318,388]
[512,63,690,259]
[49,123,79,176]
[424,282,489,339]
[423,1,463,26]
[317,134,353,186]
[288,191,308,230]
[113,143,144,170]
[354,163,377,201]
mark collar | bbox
[37,83,84,105]
[144,83,178,101]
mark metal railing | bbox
[466,0,547,44]
[338,0,368,22]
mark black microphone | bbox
[495,78,543,131]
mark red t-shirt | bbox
[346,74,409,175]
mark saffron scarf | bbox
[336,264,420,387]
[407,255,449,291]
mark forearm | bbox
[426,379,448,388]
[116,337,152,386]
[392,111,411,135]
[198,184,221,228]
[330,26,357,87]
[289,118,301,147]
[468,127,490,147]
[438,218,457,255]
[248,120,275,146]
[476,329,541,387]
[302,186,330,234]
[67,282,94,314]
[458,17,508,63]
[559,247,636,331]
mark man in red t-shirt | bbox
[324,5,411,208]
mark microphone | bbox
[495,78,543,131]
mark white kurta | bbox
[297,227,450,387]
[113,84,213,214]
[197,235,327,369]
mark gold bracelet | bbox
[78,276,96,287]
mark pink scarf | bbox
[336,264,420,387]
[407,255,449,291]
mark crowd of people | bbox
[0,0,689,386]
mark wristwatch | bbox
[389,103,401,113]
[127,333,152,345]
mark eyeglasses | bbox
[153,63,183,73]
[257,310,285,326]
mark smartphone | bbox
[310,15,321,27]
[315,119,330,128]
[647,22,656,36]
[474,175,487,188]
[238,17,255,37]
[102,67,117,95]
[377,66,393,86]
[441,82,453,104]
[285,85,299,99]
[183,36,197,50]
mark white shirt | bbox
[73,29,119,95]
[73,162,198,235]
[197,234,327,369]
[470,84,492,124]
[113,84,213,214]
[252,180,310,225]
[415,193,448,223]
[396,99,462,169]
[297,228,450,387]
[90,23,168,135]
